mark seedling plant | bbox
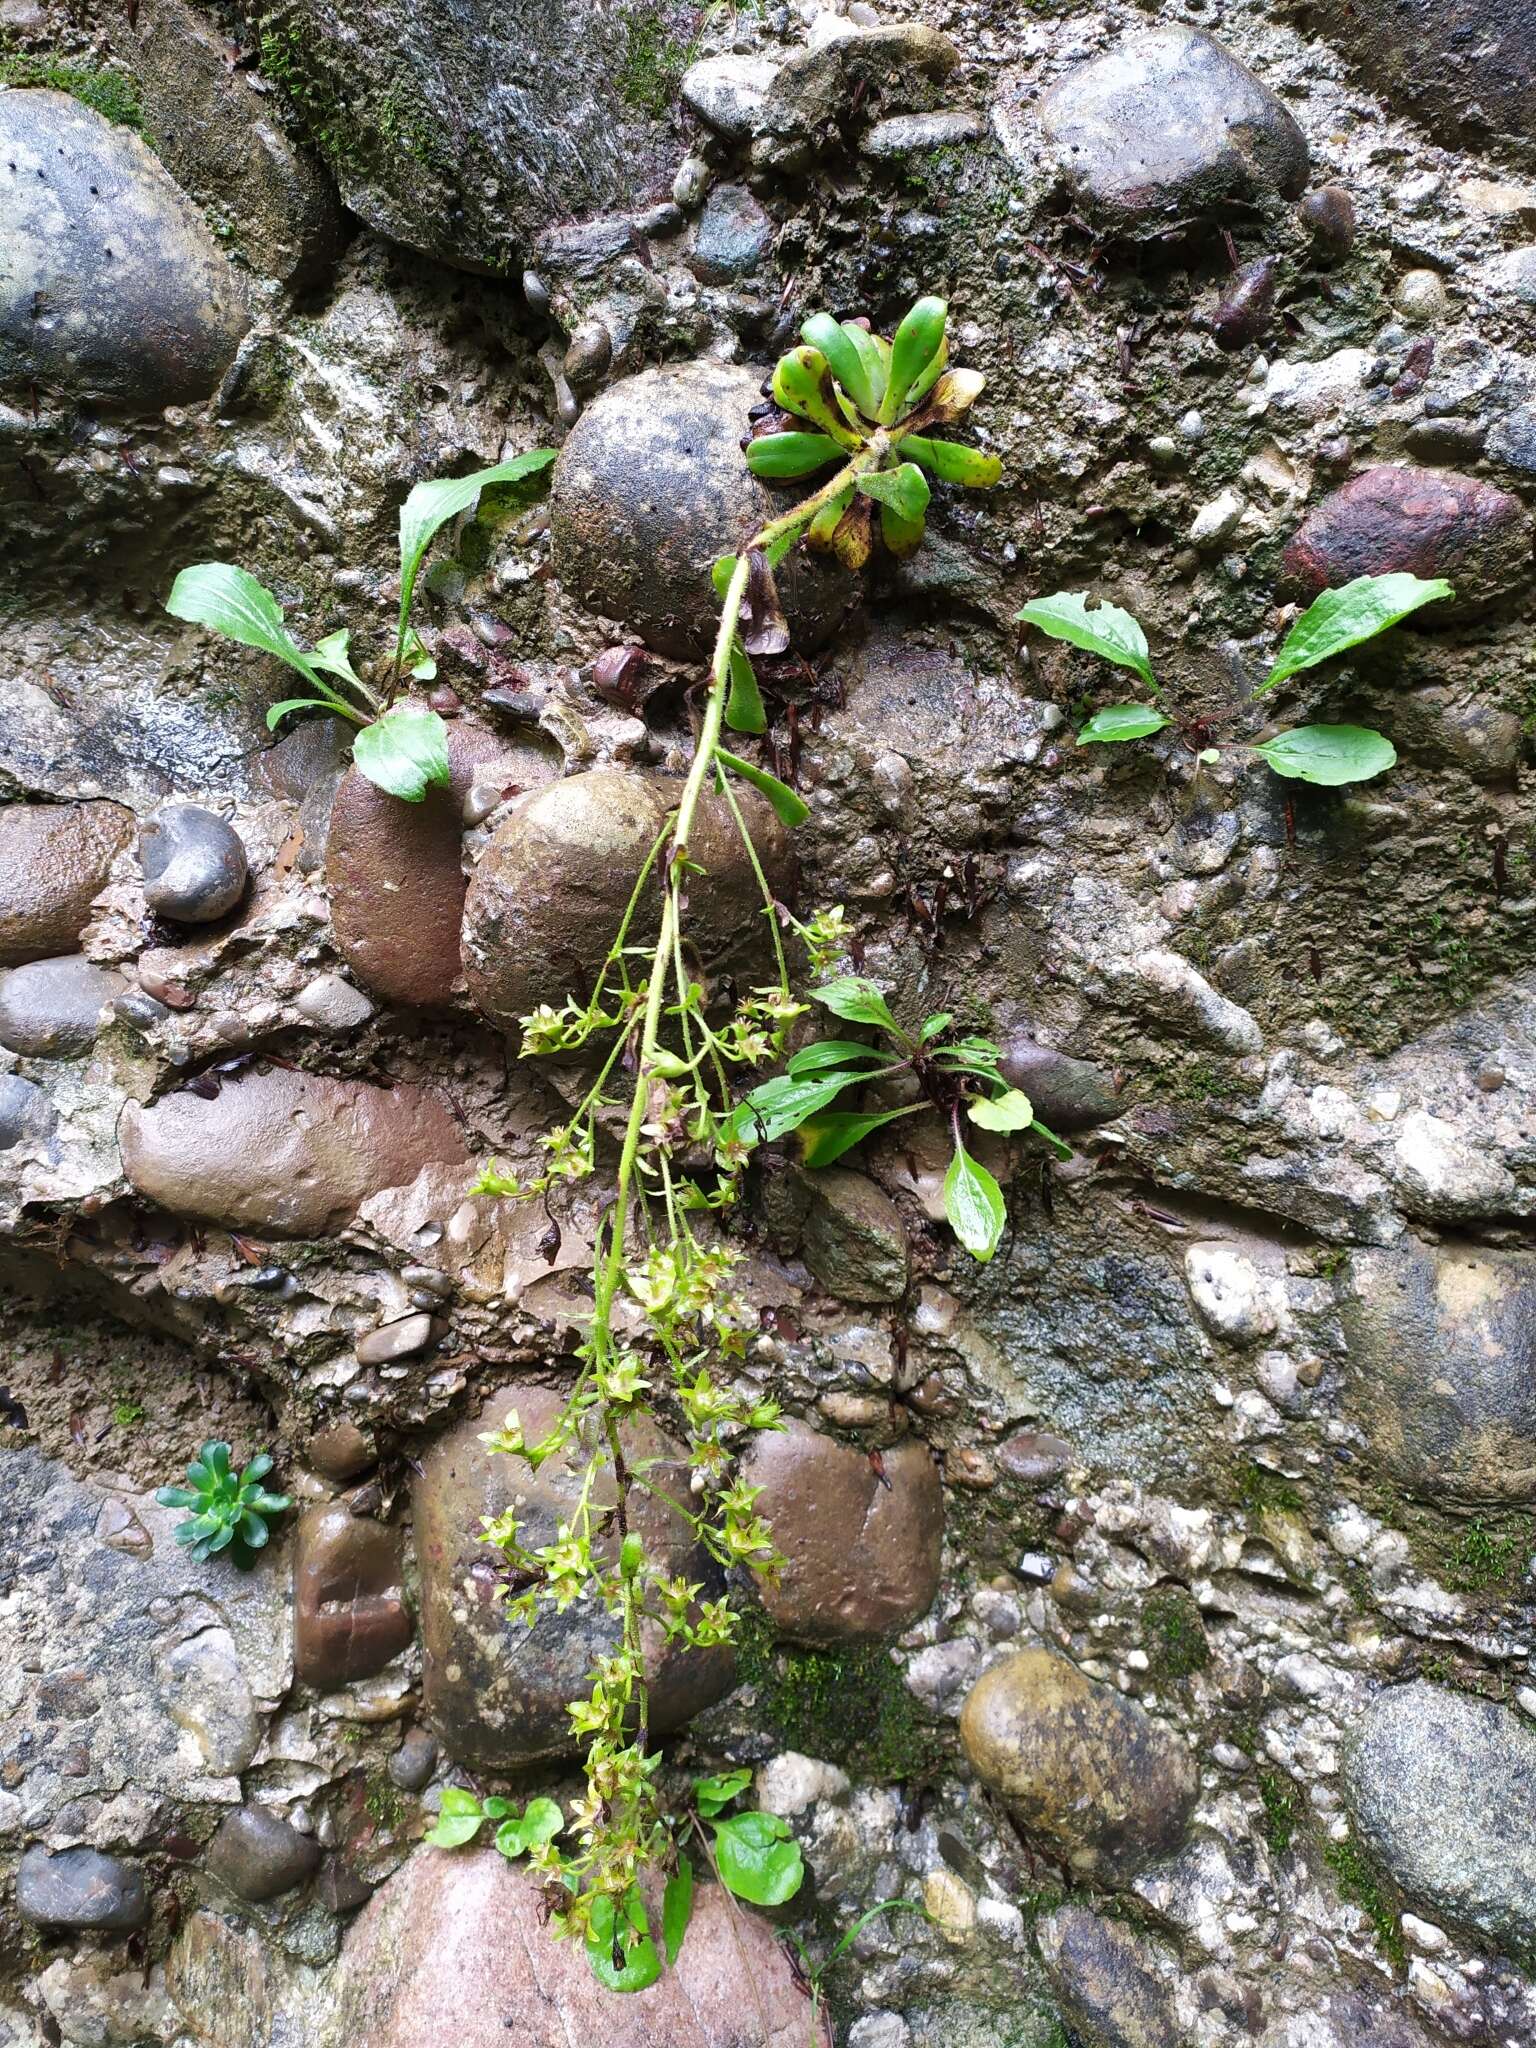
[1018,572,1454,785]
[155,1439,290,1568]
[164,450,557,800]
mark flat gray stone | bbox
[249,0,677,274]
[1040,27,1309,232]
[0,954,125,1057]
[0,1072,55,1148]
[1345,1681,1536,1954]
[17,1845,149,1931]
[1037,1904,1180,2047]
[682,55,778,140]
[688,183,772,284]
[861,110,986,159]
[0,89,250,407]
[1340,1240,1536,1504]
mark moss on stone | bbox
[617,8,693,118]
[1450,1514,1533,1595]
[364,1770,405,1830]
[733,1606,948,1782]
[1258,1767,1302,1855]
[1237,1461,1304,1518]
[1322,1831,1406,1972]
[0,44,144,132]
[1142,1587,1210,1683]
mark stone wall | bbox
[2,2,1535,2044]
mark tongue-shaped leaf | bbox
[858,462,931,524]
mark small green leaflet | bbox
[857,462,931,523]
[711,1811,805,1907]
[493,1797,563,1859]
[425,1786,485,1849]
[1015,591,1156,690]
[310,627,364,689]
[812,976,900,1033]
[662,1856,694,1966]
[725,641,767,734]
[715,748,810,827]
[585,1887,661,1994]
[796,1106,918,1167]
[396,450,556,669]
[944,1143,1006,1262]
[266,694,364,731]
[167,563,324,691]
[693,1767,753,1817]
[1251,723,1398,786]
[1076,705,1171,745]
[967,1088,1034,1133]
[880,501,926,559]
[1256,572,1454,697]
[352,701,452,802]
[801,312,881,417]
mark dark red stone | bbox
[294,1503,413,1688]
[1280,467,1532,618]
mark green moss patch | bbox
[0,46,143,132]
[734,1607,948,1782]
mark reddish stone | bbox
[334,1850,828,2047]
[0,802,133,967]
[294,1503,413,1688]
[742,1421,944,1644]
[327,721,555,1009]
[119,1066,467,1236]
[1281,466,1532,618]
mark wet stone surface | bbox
[0,955,126,1058]
[0,1073,56,1150]
[689,183,773,284]
[799,1167,910,1303]
[139,803,248,924]
[17,1845,150,1932]
[1291,0,1536,170]
[998,1038,1123,1132]
[119,1067,468,1235]
[960,1650,1198,1885]
[332,1851,828,2048]
[0,802,134,968]
[1039,27,1309,232]
[326,721,554,1011]
[293,1502,413,1689]
[461,767,793,1034]
[741,1421,944,1644]
[1340,1238,1536,1503]
[1280,466,1532,618]
[550,361,858,657]
[0,90,250,407]
[1037,1904,1180,2048]
[207,1806,321,1902]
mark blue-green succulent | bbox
[155,1440,290,1568]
